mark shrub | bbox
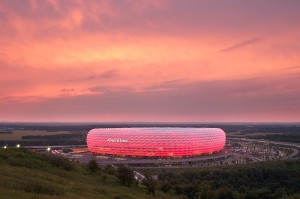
[0,153,8,160]
[113,195,122,199]
[117,165,135,187]
[87,159,100,173]
[101,174,107,182]
[161,182,172,193]
[45,154,74,171]
[142,172,156,196]
[104,164,116,175]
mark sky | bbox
[0,0,300,122]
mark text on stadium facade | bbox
[107,138,128,143]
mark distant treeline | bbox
[239,127,300,134]
[0,139,86,146]
[22,133,85,140]
[0,132,86,146]
[0,131,12,134]
[246,133,300,143]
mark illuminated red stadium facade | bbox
[87,128,226,157]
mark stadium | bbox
[87,128,226,157]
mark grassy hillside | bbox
[0,148,179,199]
[2,148,299,199]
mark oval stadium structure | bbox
[86,128,226,157]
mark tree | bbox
[216,188,235,199]
[161,182,172,193]
[199,183,213,199]
[142,172,156,196]
[104,164,116,175]
[117,165,135,187]
[87,159,100,173]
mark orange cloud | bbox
[0,0,300,122]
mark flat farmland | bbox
[0,130,71,141]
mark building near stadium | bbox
[87,128,226,157]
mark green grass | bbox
[0,148,179,199]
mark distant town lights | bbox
[16,144,20,148]
[3,145,7,149]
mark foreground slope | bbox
[0,148,178,199]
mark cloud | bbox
[89,86,129,93]
[60,88,74,92]
[60,88,75,96]
[87,69,118,80]
[1,73,300,122]
[0,95,48,103]
[0,0,300,122]
[144,79,186,91]
[285,65,300,70]
[219,38,261,52]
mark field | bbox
[0,130,71,141]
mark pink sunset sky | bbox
[0,0,300,122]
